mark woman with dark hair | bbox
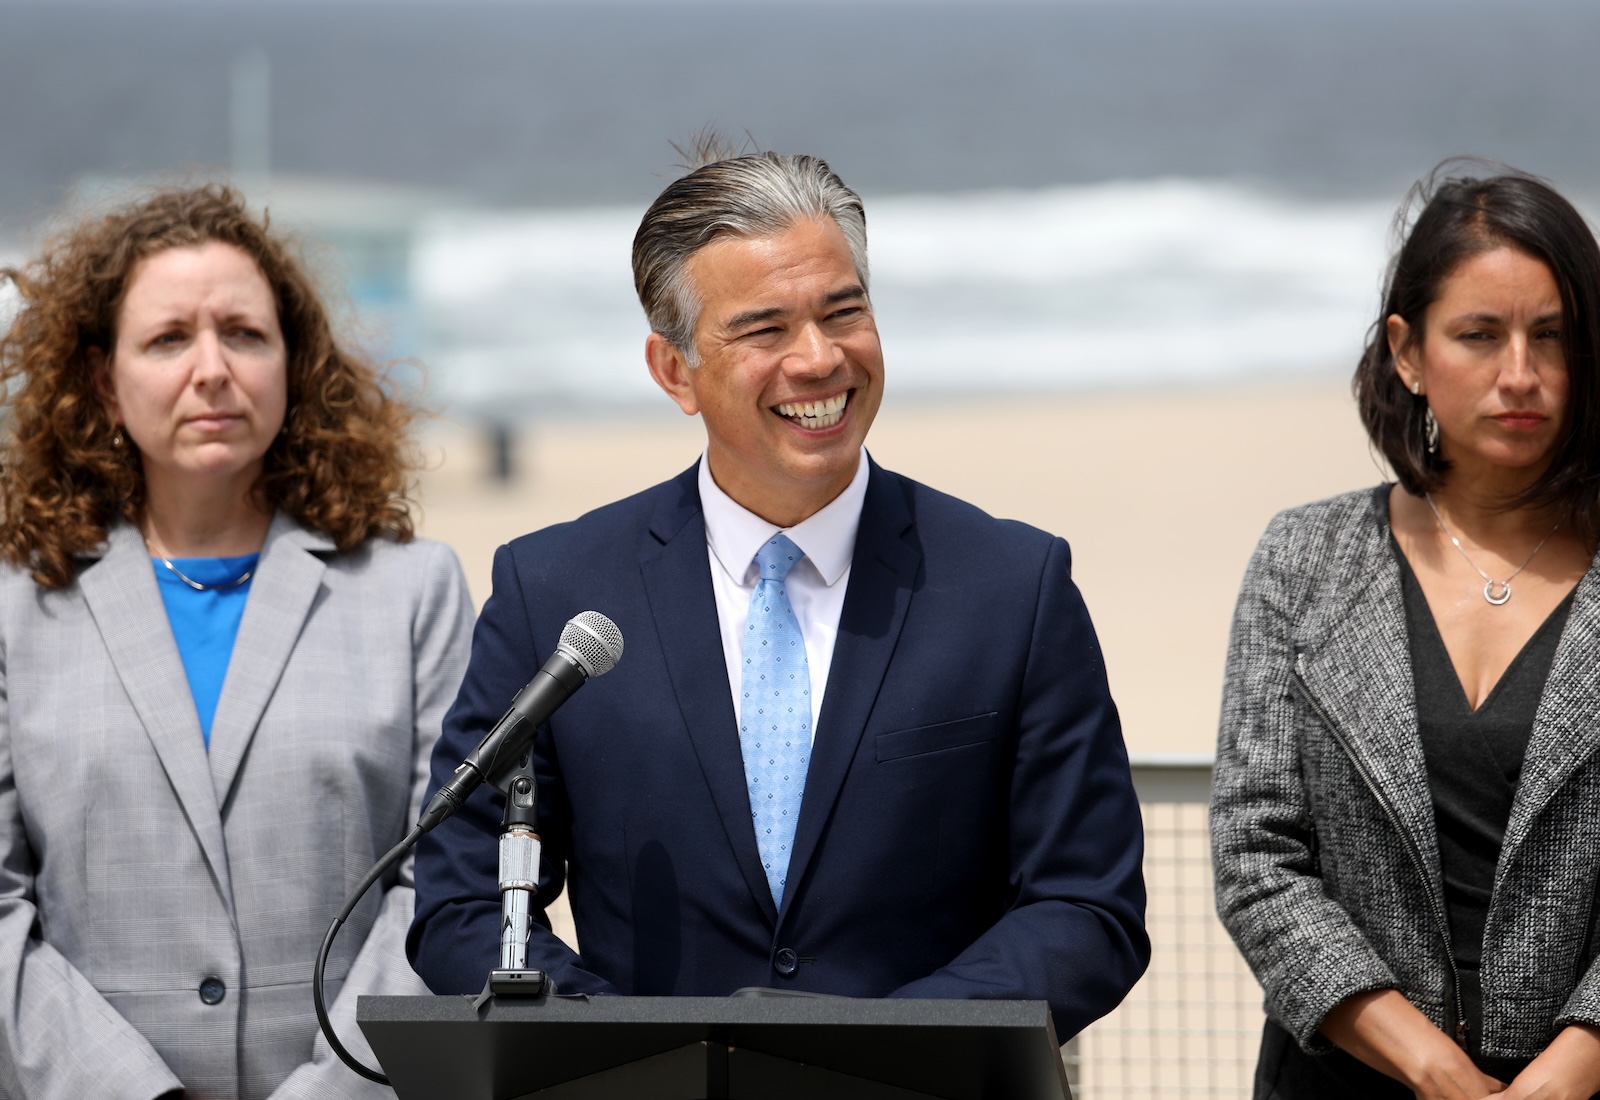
[0,185,473,1099]
[1213,163,1600,1100]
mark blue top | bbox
[151,554,258,747]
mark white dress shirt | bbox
[699,449,870,741]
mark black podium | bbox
[358,993,1072,1099]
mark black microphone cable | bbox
[313,827,421,1084]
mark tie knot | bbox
[754,534,804,583]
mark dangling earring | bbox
[1424,407,1440,455]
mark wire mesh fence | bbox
[1070,756,1264,1099]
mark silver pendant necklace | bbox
[1424,493,1558,606]
[144,539,254,592]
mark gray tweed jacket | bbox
[1211,485,1600,1061]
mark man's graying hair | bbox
[632,144,870,363]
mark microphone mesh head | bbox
[559,611,624,677]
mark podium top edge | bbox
[358,994,1053,1030]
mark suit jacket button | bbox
[773,948,799,977]
[198,976,227,1005]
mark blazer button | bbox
[198,976,227,1005]
[772,948,799,977]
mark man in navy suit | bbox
[408,149,1148,1039]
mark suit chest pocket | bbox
[875,712,999,762]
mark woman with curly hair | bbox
[0,185,473,1100]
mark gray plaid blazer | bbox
[1212,486,1600,1062]
[0,514,473,1100]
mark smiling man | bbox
[409,150,1149,1040]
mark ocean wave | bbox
[412,178,1396,413]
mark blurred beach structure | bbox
[5,0,1598,1091]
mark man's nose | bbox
[786,321,845,377]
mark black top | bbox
[1395,539,1574,1073]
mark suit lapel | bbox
[1294,493,1443,883]
[784,462,920,916]
[207,513,330,808]
[638,468,780,922]
[78,521,233,902]
[1502,547,1600,861]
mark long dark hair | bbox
[1354,161,1600,536]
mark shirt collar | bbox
[699,448,869,587]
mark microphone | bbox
[315,612,623,1083]
[418,611,623,833]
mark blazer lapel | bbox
[207,513,330,808]
[1293,493,1443,884]
[78,521,233,903]
[784,461,920,915]
[638,468,779,922]
[1502,547,1600,861]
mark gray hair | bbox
[632,150,870,363]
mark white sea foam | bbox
[0,248,21,335]
[410,179,1394,416]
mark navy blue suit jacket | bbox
[408,460,1148,1037]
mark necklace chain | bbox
[144,538,254,592]
[1424,493,1558,606]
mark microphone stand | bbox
[487,752,550,996]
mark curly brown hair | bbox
[0,184,419,587]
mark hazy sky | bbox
[3,0,1594,224]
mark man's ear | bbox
[645,332,700,416]
[87,346,121,423]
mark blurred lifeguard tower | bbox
[225,48,452,380]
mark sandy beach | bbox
[414,374,1382,758]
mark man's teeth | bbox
[775,393,848,429]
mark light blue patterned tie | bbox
[739,533,812,908]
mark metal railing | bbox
[1066,754,1263,1099]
